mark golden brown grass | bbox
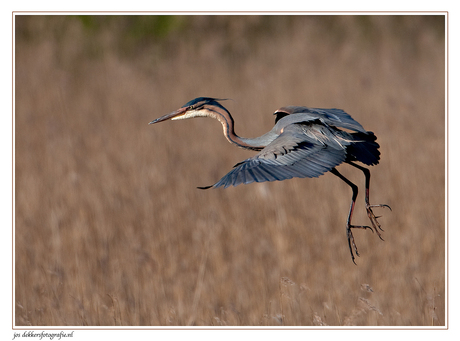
[14,15,445,326]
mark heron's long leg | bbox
[330,168,372,264]
[347,161,391,239]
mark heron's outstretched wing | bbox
[201,124,348,189]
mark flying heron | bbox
[149,97,390,263]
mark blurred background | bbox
[14,15,445,326]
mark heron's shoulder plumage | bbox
[274,106,367,133]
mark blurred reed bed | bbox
[15,15,445,326]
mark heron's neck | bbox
[235,133,278,150]
[205,106,276,151]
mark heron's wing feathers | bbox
[206,124,348,189]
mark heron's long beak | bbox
[148,107,188,125]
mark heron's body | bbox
[149,97,390,263]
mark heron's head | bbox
[149,97,230,125]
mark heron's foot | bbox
[365,203,391,240]
[347,224,373,265]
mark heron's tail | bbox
[347,132,380,166]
